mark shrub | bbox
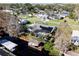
[49,48,60,56]
[43,41,60,56]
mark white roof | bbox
[72,30,79,37]
[0,39,18,51]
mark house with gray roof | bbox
[28,24,57,38]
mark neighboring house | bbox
[35,10,69,20]
[28,24,41,32]
[61,11,69,16]
[35,10,48,21]
[58,11,69,19]
[35,13,48,21]
[47,11,58,20]
[71,30,79,46]
[46,10,69,20]
[0,39,18,52]
[28,24,57,37]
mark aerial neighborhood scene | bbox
[0,3,79,56]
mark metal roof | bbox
[0,39,18,51]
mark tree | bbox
[44,41,53,51]
[43,41,60,56]
[49,47,60,56]
[69,12,76,19]
[20,25,28,32]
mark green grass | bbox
[67,20,79,30]
[20,15,79,30]
[46,20,64,26]
[19,14,29,19]
[27,17,41,23]
[67,20,79,25]
[26,17,64,26]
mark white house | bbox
[71,30,79,46]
